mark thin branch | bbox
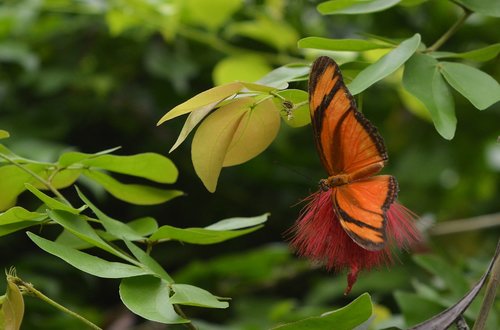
[427,8,472,53]
[429,213,500,236]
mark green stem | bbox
[427,8,472,52]
[13,277,102,330]
[472,246,500,330]
[0,154,70,205]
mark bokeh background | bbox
[1,0,499,329]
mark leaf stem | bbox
[472,242,500,330]
[0,153,70,205]
[427,7,472,53]
[10,276,102,330]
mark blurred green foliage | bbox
[1,0,499,329]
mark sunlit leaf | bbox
[298,37,391,51]
[0,164,45,211]
[273,89,310,127]
[0,207,46,225]
[191,97,253,192]
[272,293,372,329]
[149,224,263,244]
[257,64,310,88]
[170,284,229,308]
[403,54,456,140]
[57,147,122,167]
[318,0,402,15]
[25,183,86,214]
[205,213,269,230]
[27,232,150,278]
[157,82,244,124]
[348,33,421,94]
[223,98,281,166]
[119,276,188,324]
[183,0,242,30]
[213,54,272,85]
[439,61,500,110]
[81,153,178,183]
[2,278,24,330]
[240,82,278,92]
[431,43,500,62]
[0,130,9,139]
[83,170,183,205]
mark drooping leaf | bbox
[204,213,269,230]
[81,153,178,183]
[431,43,500,62]
[124,240,173,283]
[318,0,402,15]
[213,54,272,85]
[256,64,310,89]
[83,170,183,205]
[403,54,456,140]
[348,33,421,94]
[2,277,24,330]
[157,82,244,124]
[272,293,372,329]
[149,224,263,244]
[458,0,500,17]
[298,37,391,51]
[191,97,253,192]
[223,98,281,166]
[27,232,150,278]
[25,183,86,214]
[119,276,188,324]
[170,284,229,308]
[439,61,500,110]
[273,89,310,127]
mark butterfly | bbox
[308,56,398,251]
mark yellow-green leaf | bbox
[24,183,85,214]
[213,54,272,85]
[223,98,280,166]
[2,279,24,330]
[0,130,10,139]
[191,97,253,192]
[157,82,244,125]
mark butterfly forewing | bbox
[333,175,398,250]
[309,57,388,176]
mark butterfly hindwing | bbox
[309,56,388,176]
[333,175,398,250]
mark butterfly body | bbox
[309,56,399,252]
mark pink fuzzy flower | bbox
[290,190,420,294]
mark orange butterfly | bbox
[308,56,398,251]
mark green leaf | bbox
[213,54,272,85]
[47,209,121,257]
[27,232,150,278]
[256,64,310,88]
[2,278,24,330]
[0,207,46,237]
[458,0,500,17]
[119,276,188,324]
[124,241,173,283]
[439,62,500,110]
[273,293,372,329]
[157,82,245,124]
[183,0,242,30]
[0,164,45,211]
[169,101,220,153]
[57,147,122,167]
[76,187,144,240]
[191,97,253,192]
[226,17,298,51]
[81,153,178,184]
[403,54,456,140]
[431,43,500,62]
[318,0,402,15]
[223,98,281,166]
[0,130,9,139]
[83,170,183,205]
[274,89,310,127]
[348,33,421,95]
[204,213,269,230]
[298,37,391,51]
[394,291,445,327]
[24,183,86,214]
[127,217,158,236]
[170,284,229,308]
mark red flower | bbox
[290,190,420,295]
